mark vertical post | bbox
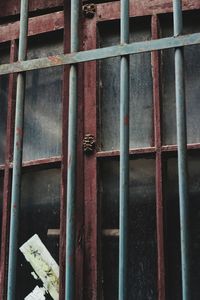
[59,0,70,299]
[7,0,29,299]
[65,0,79,299]
[119,0,129,298]
[151,15,166,300]
[0,39,17,300]
[173,1,190,299]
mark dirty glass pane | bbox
[0,45,9,164]
[100,158,157,299]
[16,168,60,299]
[0,175,3,245]
[99,17,153,151]
[164,153,200,299]
[160,12,200,145]
[23,31,63,161]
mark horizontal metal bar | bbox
[0,32,200,75]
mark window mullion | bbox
[0,39,17,300]
[151,14,166,300]
[7,0,29,298]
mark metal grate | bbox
[0,0,196,299]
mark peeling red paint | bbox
[124,115,129,126]
[48,55,62,65]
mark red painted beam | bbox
[0,0,199,20]
[83,16,98,300]
[0,0,63,18]
[0,40,17,300]
[0,11,64,43]
[151,15,166,300]
[96,0,200,22]
[0,0,199,44]
[59,1,70,299]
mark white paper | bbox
[25,286,46,300]
[20,234,59,300]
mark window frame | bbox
[82,2,200,300]
[0,0,200,299]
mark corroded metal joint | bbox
[83,134,96,154]
[82,4,96,18]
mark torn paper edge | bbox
[25,286,46,300]
[20,234,59,300]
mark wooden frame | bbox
[0,0,200,299]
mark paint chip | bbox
[31,272,39,280]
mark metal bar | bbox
[173,1,190,299]
[151,15,166,300]
[0,11,64,44]
[1,0,200,21]
[0,32,200,75]
[119,0,129,298]
[7,0,29,299]
[96,0,200,22]
[65,0,79,298]
[0,39,17,300]
[59,0,70,299]
[1,0,200,44]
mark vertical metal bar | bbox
[173,1,190,299]
[59,0,70,298]
[0,39,17,300]
[7,1,29,299]
[65,0,79,298]
[151,15,166,300]
[119,0,129,298]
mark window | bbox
[0,1,200,299]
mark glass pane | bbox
[23,32,63,161]
[164,153,200,299]
[16,168,60,299]
[99,17,153,151]
[161,12,200,145]
[0,45,9,164]
[100,158,157,299]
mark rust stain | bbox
[124,115,129,125]
[16,127,23,137]
[48,55,62,65]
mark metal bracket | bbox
[82,4,96,18]
[83,134,96,154]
